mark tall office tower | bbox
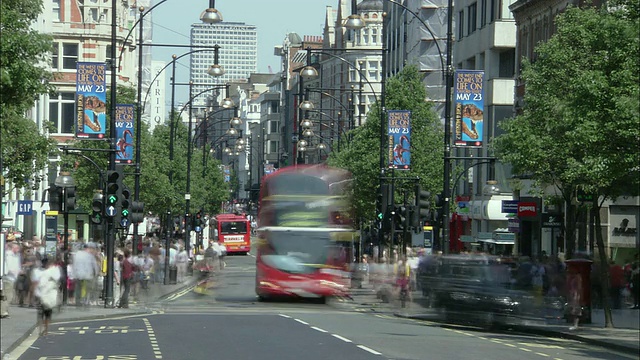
[190,22,258,108]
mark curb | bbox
[509,325,640,356]
[395,313,639,356]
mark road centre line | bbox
[143,318,163,359]
[357,345,383,355]
[294,318,309,325]
[332,334,353,343]
[311,326,328,333]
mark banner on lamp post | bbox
[387,110,411,170]
[115,104,135,164]
[75,62,107,139]
[454,70,484,147]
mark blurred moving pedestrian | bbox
[2,243,22,317]
[118,250,135,308]
[35,256,61,336]
[566,270,583,330]
[73,243,99,306]
[176,246,188,283]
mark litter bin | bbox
[169,266,178,285]
[565,258,592,324]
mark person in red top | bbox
[609,260,625,309]
[118,250,136,308]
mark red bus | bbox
[255,165,355,301]
[210,213,251,255]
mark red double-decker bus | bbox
[255,165,355,301]
[210,213,251,255]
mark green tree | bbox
[492,4,639,327]
[0,0,56,190]
[328,65,444,226]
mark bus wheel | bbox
[257,294,269,302]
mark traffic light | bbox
[130,201,145,224]
[414,185,431,228]
[49,186,62,212]
[91,191,104,225]
[105,165,124,224]
[120,186,132,228]
[64,186,77,212]
[433,192,445,228]
[194,211,203,232]
[395,205,407,231]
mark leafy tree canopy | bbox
[493,4,639,200]
[328,65,444,223]
[1,0,56,190]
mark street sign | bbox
[17,200,33,215]
[501,200,518,213]
[195,226,202,232]
[120,218,130,228]
[106,205,117,217]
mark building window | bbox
[268,140,279,153]
[490,0,497,22]
[49,92,75,134]
[468,3,477,35]
[52,42,78,70]
[498,49,515,78]
[53,0,61,21]
[458,11,465,40]
[269,120,279,133]
[480,0,487,28]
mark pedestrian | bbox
[113,253,122,307]
[566,270,583,330]
[609,260,624,309]
[35,256,61,336]
[1,243,22,317]
[118,250,135,308]
[73,243,99,306]
[176,246,188,283]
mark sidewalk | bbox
[348,282,640,355]
[0,276,197,358]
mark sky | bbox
[151,0,337,105]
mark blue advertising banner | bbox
[75,62,107,139]
[115,104,135,164]
[454,70,484,147]
[387,110,411,170]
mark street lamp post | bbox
[54,171,75,305]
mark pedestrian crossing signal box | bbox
[423,226,433,248]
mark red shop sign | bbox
[518,202,537,217]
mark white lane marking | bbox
[294,318,309,325]
[311,326,328,333]
[332,334,353,343]
[357,345,382,355]
[278,314,291,318]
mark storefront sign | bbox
[541,214,563,228]
[517,202,537,217]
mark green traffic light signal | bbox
[122,209,130,217]
[108,195,117,204]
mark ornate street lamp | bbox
[300,118,314,128]
[299,100,315,111]
[302,129,314,137]
[200,0,223,24]
[301,65,319,79]
[206,45,225,77]
[344,0,366,30]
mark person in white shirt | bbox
[175,247,188,283]
[34,257,61,336]
[2,243,22,317]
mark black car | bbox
[421,255,538,328]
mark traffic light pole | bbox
[105,0,118,308]
[62,188,70,305]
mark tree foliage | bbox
[0,0,57,190]
[328,65,444,224]
[492,3,639,327]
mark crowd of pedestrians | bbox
[0,235,201,320]
[350,247,640,322]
